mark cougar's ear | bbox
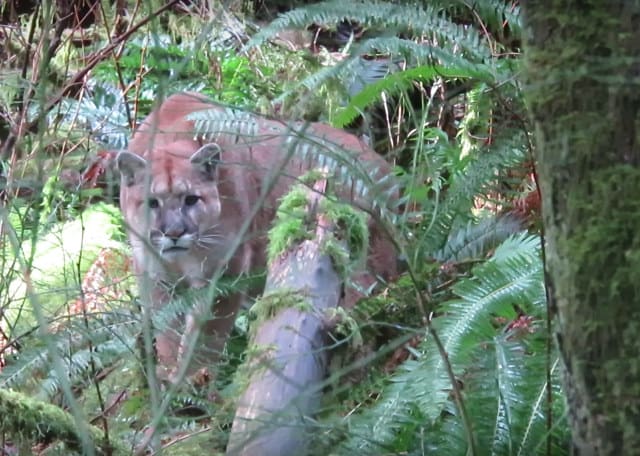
[116,151,147,186]
[190,143,221,179]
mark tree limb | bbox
[0,387,128,455]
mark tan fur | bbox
[117,92,397,382]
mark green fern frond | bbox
[423,330,564,455]
[516,357,569,455]
[276,31,497,110]
[0,310,139,394]
[487,339,550,450]
[415,234,544,419]
[3,276,258,399]
[55,82,130,149]
[0,346,50,390]
[463,0,522,38]
[359,36,490,66]
[337,232,545,453]
[458,82,496,156]
[38,333,136,401]
[252,0,498,112]
[416,132,528,258]
[187,106,263,140]
[450,135,527,210]
[250,1,491,61]
[430,0,522,37]
[333,59,494,128]
[433,215,523,263]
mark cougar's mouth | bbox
[162,246,189,254]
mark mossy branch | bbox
[267,181,368,278]
[228,175,368,456]
[0,388,128,455]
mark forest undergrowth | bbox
[0,1,568,454]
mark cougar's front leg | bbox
[144,283,180,383]
[144,281,212,383]
[169,291,244,384]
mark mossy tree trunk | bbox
[522,2,640,454]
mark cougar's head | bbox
[116,141,224,260]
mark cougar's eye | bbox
[184,195,200,206]
[148,198,160,209]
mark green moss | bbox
[267,186,311,262]
[0,388,126,455]
[325,307,363,348]
[250,289,312,327]
[299,169,327,185]
[567,165,640,313]
[320,198,368,277]
[563,164,640,442]
[267,183,369,279]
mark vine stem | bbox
[528,144,554,456]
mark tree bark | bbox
[522,2,640,454]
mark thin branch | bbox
[0,0,181,160]
[98,0,133,129]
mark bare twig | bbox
[151,426,212,455]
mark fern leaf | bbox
[0,347,49,389]
[433,215,523,263]
[416,132,528,257]
[338,233,545,453]
[54,81,130,149]
[187,106,262,140]
[0,310,139,396]
[334,60,494,128]
[416,242,543,419]
[464,0,522,37]
[516,358,569,455]
[250,1,491,61]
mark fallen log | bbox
[226,177,367,456]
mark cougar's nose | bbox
[163,226,186,241]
